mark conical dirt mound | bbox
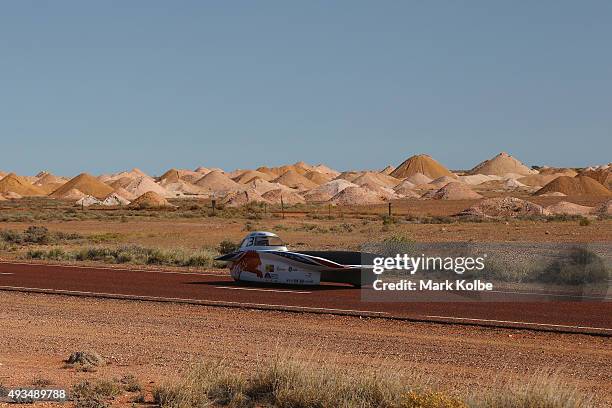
[50,173,114,199]
[534,176,611,197]
[390,154,454,179]
[129,191,174,209]
[422,182,483,200]
[459,197,548,218]
[272,170,318,190]
[0,173,46,196]
[467,152,535,176]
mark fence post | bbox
[388,202,392,217]
[281,195,285,219]
[211,198,216,216]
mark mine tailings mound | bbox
[546,201,594,216]
[390,154,455,179]
[129,191,174,209]
[0,173,46,196]
[534,176,612,197]
[467,152,535,176]
[422,182,483,200]
[50,173,115,199]
[459,197,548,218]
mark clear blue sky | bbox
[1,1,610,176]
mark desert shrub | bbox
[154,355,418,408]
[0,226,82,245]
[381,215,398,225]
[66,351,105,369]
[120,374,142,392]
[535,247,608,285]
[579,217,591,226]
[469,371,591,408]
[31,377,52,388]
[218,239,239,254]
[329,223,354,233]
[25,245,219,268]
[72,379,120,408]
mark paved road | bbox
[0,262,610,335]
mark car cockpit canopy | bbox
[239,231,287,251]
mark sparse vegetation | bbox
[31,377,53,388]
[72,379,120,408]
[218,239,239,254]
[153,354,591,408]
[65,351,105,372]
[535,247,608,285]
[26,245,222,268]
[0,226,82,245]
[120,374,142,392]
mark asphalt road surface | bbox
[0,262,610,335]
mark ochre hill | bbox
[0,173,46,196]
[390,154,454,179]
[535,175,611,197]
[50,173,114,199]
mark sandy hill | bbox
[311,164,340,177]
[429,176,459,188]
[516,174,561,187]
[112,187,137,201]
[98,168,147,184]
[459,174,501,185]
[393,179,416,191]
[35,173,68,186]
[380,165,395,175]
[303,170,332,185]
[580,168,612,189]
[390,154,454,179]
[194,171,240,193]
[546,201,594,216]
[221,189,267,207]
[404,173,433,185]
[233,170,274,184]
[262,189,306,205]
[272,170,318,190]
[194,166,211,175]
[329,186,386,206]
[102,193,131,206]
[358,182,398,200]
[159,168,197,184]
[59,188,86,200]
[162,180,206,196]
[275,164,308,176]
[255,166,280,177]
[538,167,578,177]
[129,191,174,209]
[335,171,362,182]
[352,172,390,188]
[0,173,46,196]
[422,182,483,200]
[108,177,134,189]
[459,197,548,218]
[123,176,171,198]
[467,152,535,176]
[394,185,420,198]
[159,169,181,183]
[303,179,358,202]
[595,199,611,216]
[50,173,114,199]
[243,178,292,195]
[535,176,612,197]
